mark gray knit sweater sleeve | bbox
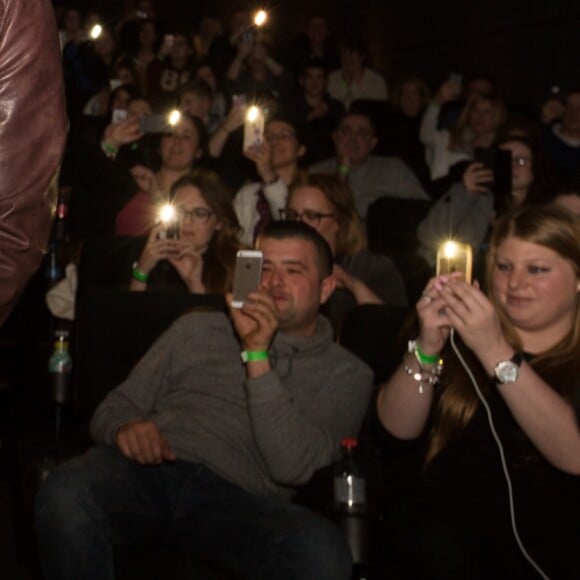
[89,320,179,444]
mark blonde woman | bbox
[377,205,580,578]
[420,80,506,181]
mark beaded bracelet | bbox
[403,354,443,394]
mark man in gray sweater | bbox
[35,222,373,580]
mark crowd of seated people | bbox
[35,1,580,578]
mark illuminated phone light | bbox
[254,10,267,27]
[441,240,460,259]
[89,24,103,40]
[246,105,260,122]
[436,240,473,283]
[168,109,181,126]
[159,204,176,224]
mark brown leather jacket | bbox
[0,0,67,324]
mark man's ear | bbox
[297,144,306,159]
[319,273,336,305]
[370,136,378,152]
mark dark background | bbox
[74,0,580,110]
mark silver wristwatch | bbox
[493,352,523,385]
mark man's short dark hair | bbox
[258,221,334,279]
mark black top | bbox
[375,356,580,579]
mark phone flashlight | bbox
[168,109,181,126]
[89,24,103,40]
[254,10,268,27]
[246,106,260,123]
[436,240,472,283]
[158,204,179,239]
[243,105,265,150]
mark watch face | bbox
[496,361,519,384]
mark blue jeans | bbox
[35,445,352,580]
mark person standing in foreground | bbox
[35,221,374,580]
[0,0,67,324]
[376,205,580,578]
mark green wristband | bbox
[415,342,440,365]
[337,164,349,175]
[240,350,269,363]
[101,140,119,158]
[131,262,149,283]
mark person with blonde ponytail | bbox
[376,205,580,579]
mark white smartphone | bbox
[231,250,263,308]
[112,108,128,124]
[436,240,472,283]
[243,105,265,150]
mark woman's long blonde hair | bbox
[448,94,506,152]
[427,205,580,463]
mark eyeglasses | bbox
[279,208,335,227]
[175,206,214,223]
[512,156,531,167]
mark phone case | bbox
[436,241,472,283]
[243,107,265,150]
[231,251,263,308]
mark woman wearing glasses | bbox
[130,170,241,294]
[282,172,407,331]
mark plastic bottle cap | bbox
[341,437,358,449]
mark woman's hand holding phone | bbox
[167,244,205,293]
[103,117,143,150]
[135,225,184,276]
[462,162,493,194]
[438,280,506,364]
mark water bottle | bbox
[48,330,72,405]
[334,437,369,566]
[334,437,367,512]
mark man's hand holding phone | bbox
[228,287,279,354]
[228,249,279,356]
